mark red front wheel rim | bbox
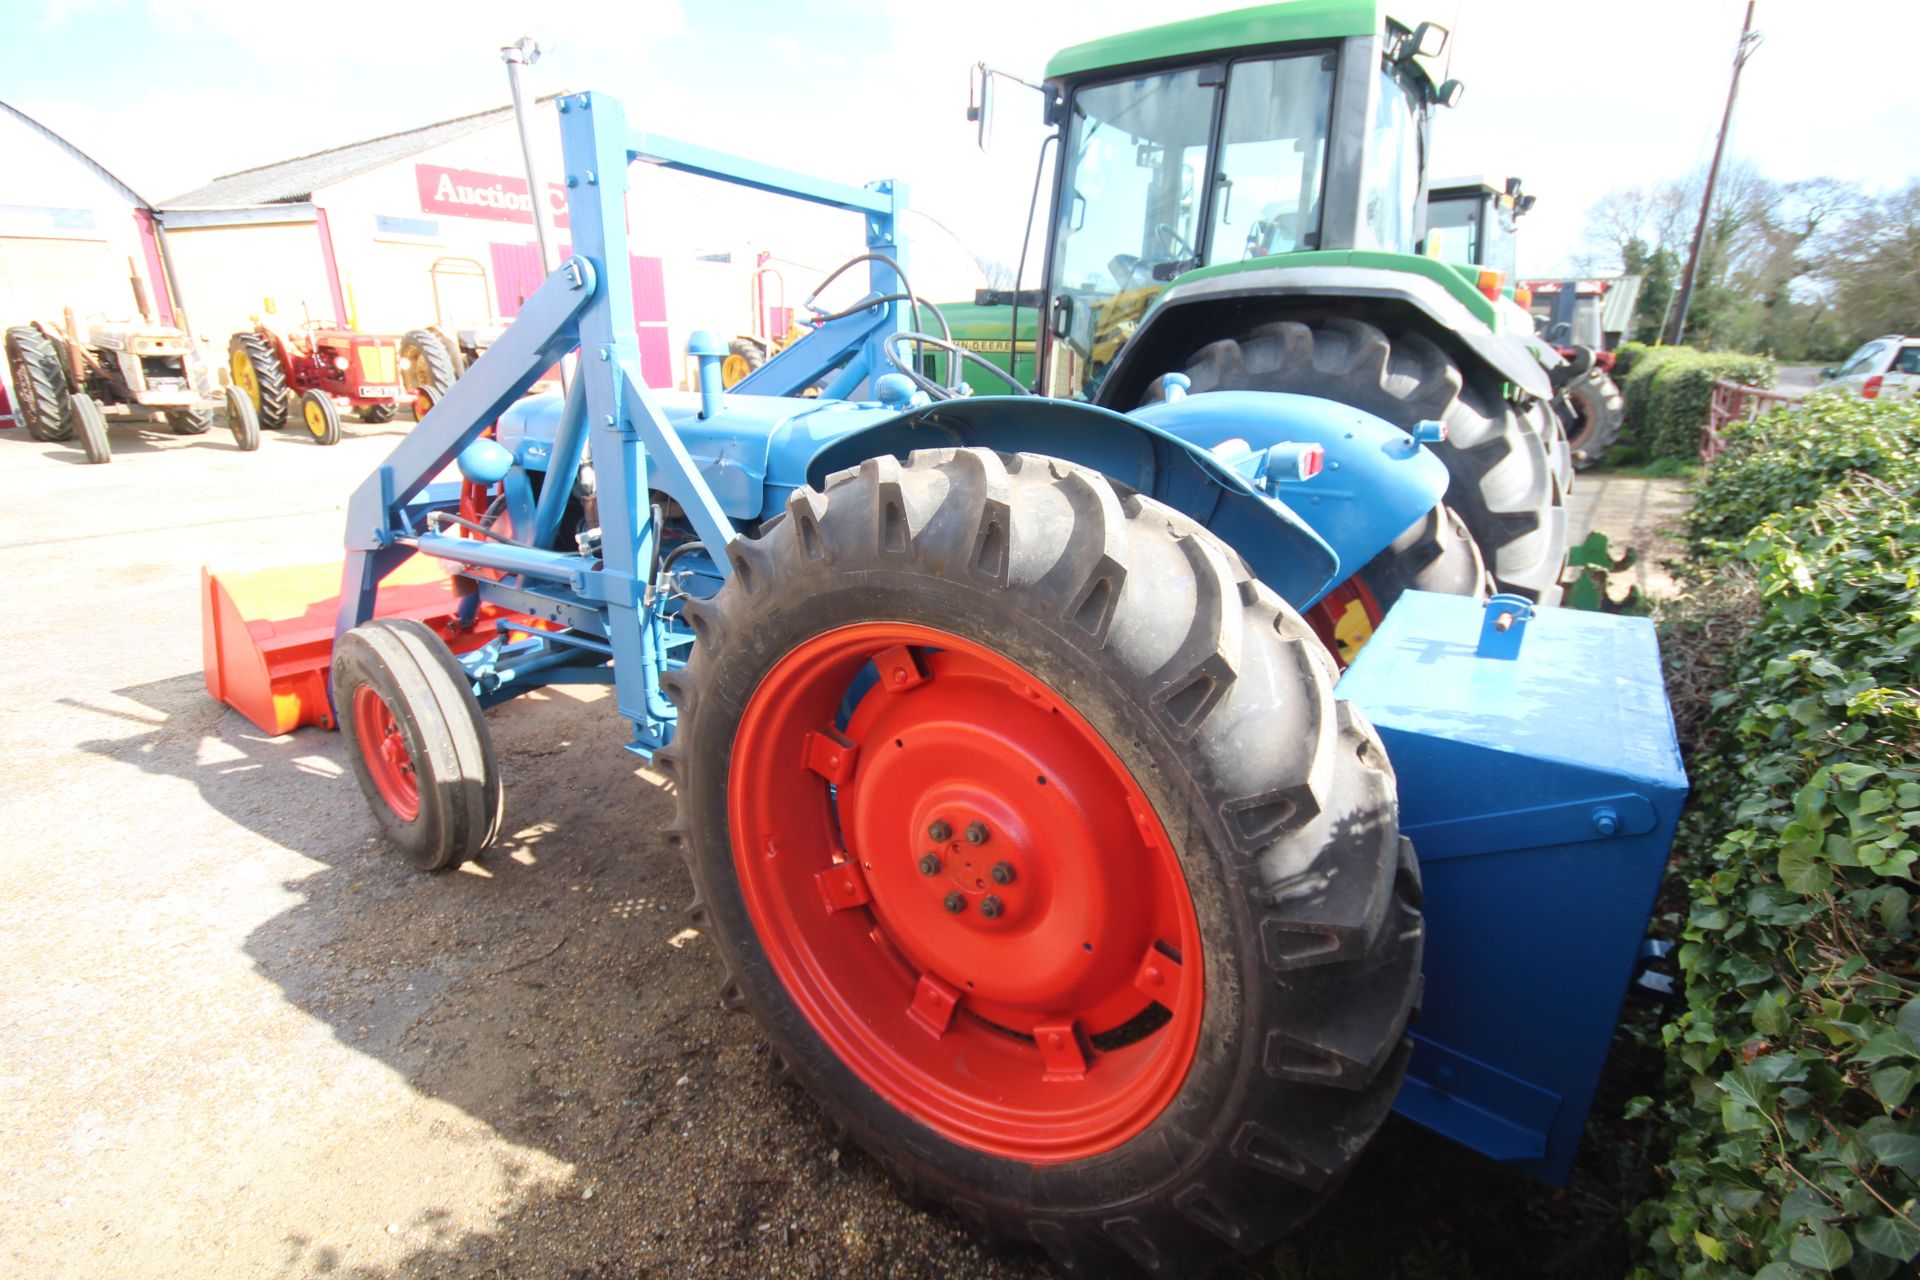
[353,684,420,822]
[728,623,1204,1163]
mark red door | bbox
[489,243,672,388]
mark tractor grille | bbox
[357,346,398,383]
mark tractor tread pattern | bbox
[166,407,214,435]
[401,329,457,399]
[230,331,290,430]
[659,447,1421,1276]
[1174,317,1567,603]
[1564,368,1625,469]
[5,325,74,442]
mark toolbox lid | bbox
[1334,590,1685,790]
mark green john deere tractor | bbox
[947,0,1571,640]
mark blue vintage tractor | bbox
[202,87,1684,1276]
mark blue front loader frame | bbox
[330,91,1686,1191]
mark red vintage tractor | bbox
[227,324,408,446]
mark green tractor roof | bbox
[1045,0,1386,81]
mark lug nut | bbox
[943,891,966,914]
[979,895,1004,919]
[965,821,989,846]
[990,861,1016,885]
[918,853,942,876]
[928,820,952,842]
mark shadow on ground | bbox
[77,672,1664,1279]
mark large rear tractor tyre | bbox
[660,448,1422,1274]
[71,394,110,464]
[333,618,503,872]
[400,329,456,400]
[5,325,74,442]
[1170,317,1568,604]
[229,331,290,430]
[1308,503,1488,666]
[1563,369,1625,469]
[165,407,213,435]
[297,390,342,446]
[358,403,397,424]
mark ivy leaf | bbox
[1870,1065,1917,1110]
[1789,1224,1853,1272]
[1867,1131,1920,1174]
[1754,989,1791,1037]
[1695,1230,1727,1262]
[1779,842,1833,895]
[1898,995,1920,1044]
[1856,1213,1920,1260]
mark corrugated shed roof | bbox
[162,93,566,208]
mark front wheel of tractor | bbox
[297,389,342,445]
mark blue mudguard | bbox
[1336,591,1688,1185]
[1130,390,1449,584]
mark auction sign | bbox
[416,164,570,229]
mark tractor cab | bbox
[1028,3,1456,400]
[1423,175,1533,280]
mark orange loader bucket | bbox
[202,556,490,735]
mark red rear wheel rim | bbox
[728,623,1203,1162]
[353,684,420,822]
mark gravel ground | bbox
[0,416,1040,1280]
[0,415,1684,1279]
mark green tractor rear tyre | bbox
[228,331,290,430]
[1168,317,1568,605]
[5,325,74,442]
[165,407,213,435]
[660,447,1421,1274]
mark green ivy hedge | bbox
[1685,398,1920,552]
[1635,399,1920,1278]
[1616,347,1777,462]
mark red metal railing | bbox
[1701,380,1802,463]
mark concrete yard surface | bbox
[1565,471,1693,599]
[0,419,1032,1280]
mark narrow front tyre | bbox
[333,618,503,871]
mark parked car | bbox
[1819,334,1920,401]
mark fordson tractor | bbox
[911,5,1573,665]
[202,43,1684,1272]
[228,323,409,446]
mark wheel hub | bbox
[353,684,419,822]
[727,622,1203,1162]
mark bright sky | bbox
[4,0,1913,290]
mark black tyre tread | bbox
[72,394,110,464]
[401,329,456,397]
[1176,317,1567,602]
[298,390,342,446]
[6,325,74,442]
[166,407,213,435]
[358,403,397,423]
[224,385,260,452]
[333,618,502,871]
[230,331,289,430]
[1354,503,1489,617]
[1564,369,1625,469]
[658,447,1421,1274]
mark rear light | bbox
[1477,268,1505,301]
[1298,444,1325,479]
[1513,287,1532,308]
[1863,375,1882,400]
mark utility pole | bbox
[1667,0,1761,345]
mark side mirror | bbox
[1820,366,1837,379]
[1437,78,1465,108]
[1410,22,1448,58]
[967,62,994,151]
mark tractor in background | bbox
[895,6,1570,667]
[398,257,514,419]
[228,323,408,446]
[1524,277,1642,467]
[4,309,245,464]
